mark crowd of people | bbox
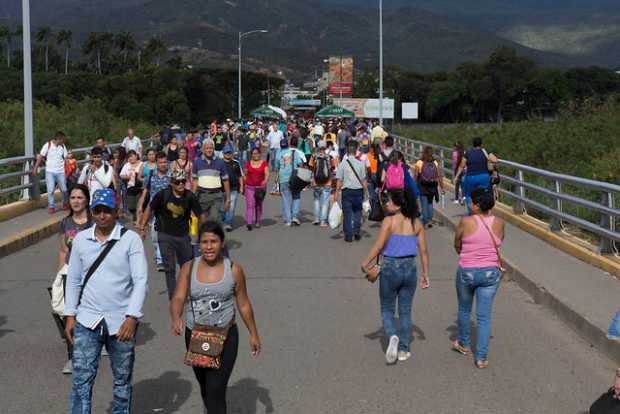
[36,117,619,413]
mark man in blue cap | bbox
[64,188,148,414]
[222,145,244,231]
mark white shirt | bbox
[313,124,324,137]
[121,136,142,156]
[40,141,67,174]
[267,130,284,150]
[78,162,114,200]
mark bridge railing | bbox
[0,137,157,205]
[393,135,620,254]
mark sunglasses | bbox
[173,179,187,185]
[92,206,114,215]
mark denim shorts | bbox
[608,307,620,341]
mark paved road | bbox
[0,191,614,413]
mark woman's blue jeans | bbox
[379,256,418,352]
[463,173,491,214]
[420,195,433,225]
[455,266,501,361]
[608,307,620,341]
[313,186,331,222]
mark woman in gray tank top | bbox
[170,221,261,414]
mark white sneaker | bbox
[386,335,399,364]
[397,351,412,361]
[62,360,72,374]
[452,199,460,205]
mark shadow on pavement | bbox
[109,371,192,414]
[258,218,277,227]
[226,239,243,251]
[0,315,15,338]
[365,323,427,352]
[228,377,274,414]
[136,321,156,346]
[446,322,479,350]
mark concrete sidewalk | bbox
[433,195,620,361]
[0,207,65,258]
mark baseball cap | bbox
[223,146,234,153]
[280,139,289,148]
[91,188,116,209]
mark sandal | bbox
[475,360,489,369]
[451,340,471,356]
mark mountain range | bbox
[0,0,618,77]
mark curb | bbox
[0,216,63,259]
[433,205,620,363]
[0,192,63,223]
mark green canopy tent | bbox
[251,105,285,119]
[316,105,355,118]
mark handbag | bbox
[254,187,266,203]
[482,148,501,185]
[289,150,312,193]
[184,260,234,369]
[589,388,620,414]
[51,264,69,314]
[477,215,506,274]
[368,194,385,222]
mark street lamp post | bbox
[22,0,35,200]
[238,29,268,119]
[379,0,384,126]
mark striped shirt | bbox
[192,156,229,192]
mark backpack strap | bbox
[78,227,128,305]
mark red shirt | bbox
[244,160,268,186]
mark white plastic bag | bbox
[328,202,343,229]
[51,264,68,314]
[362,199,371,215]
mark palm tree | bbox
[0,25,9,68]
[56,30,72,75]
[114,31,135,68]
[82,31,113,74]
[144,35,166,66]
[35,26,52,72]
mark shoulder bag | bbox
[482,148,501,185]
[477,216,506,274]
[290,150,312,193]
[184,259,234,369]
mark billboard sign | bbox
[328,56,353,96]
[402,102,419,119]
[338,98,395,119]
[289,99,322,107]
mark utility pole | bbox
[379,0,384,126]
[238,29,268,119]
[22,0,35,199]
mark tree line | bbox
[0,25,170,75]
[354,47,620,123]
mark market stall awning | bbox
[316,105,355,118]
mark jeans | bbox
[149,216,163,266]
[342,188,364,239]
[244,185,265,225]
[608,307,620,340]
[313,186,331,222]
[158,232,193,299]
[198,191,224,223]
[70,321,136,414]
[420,195,434,225]
[185,325,239,414]
[223,190,239,226]
[455,266,501,361]
[453,170,462,200]
[280,182,301,224]
[379,256,418,352]
[269,149,279,172]
[45,171,68,209]
[464,173,491,214]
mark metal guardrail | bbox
[0,137,156,202]
[393,135,620,254]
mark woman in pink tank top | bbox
[452,188,505,369]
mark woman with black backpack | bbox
[413,146,445,228]
[309,141,336,227]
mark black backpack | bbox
[313,156,331,185]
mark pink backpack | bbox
[385,161,405,190]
